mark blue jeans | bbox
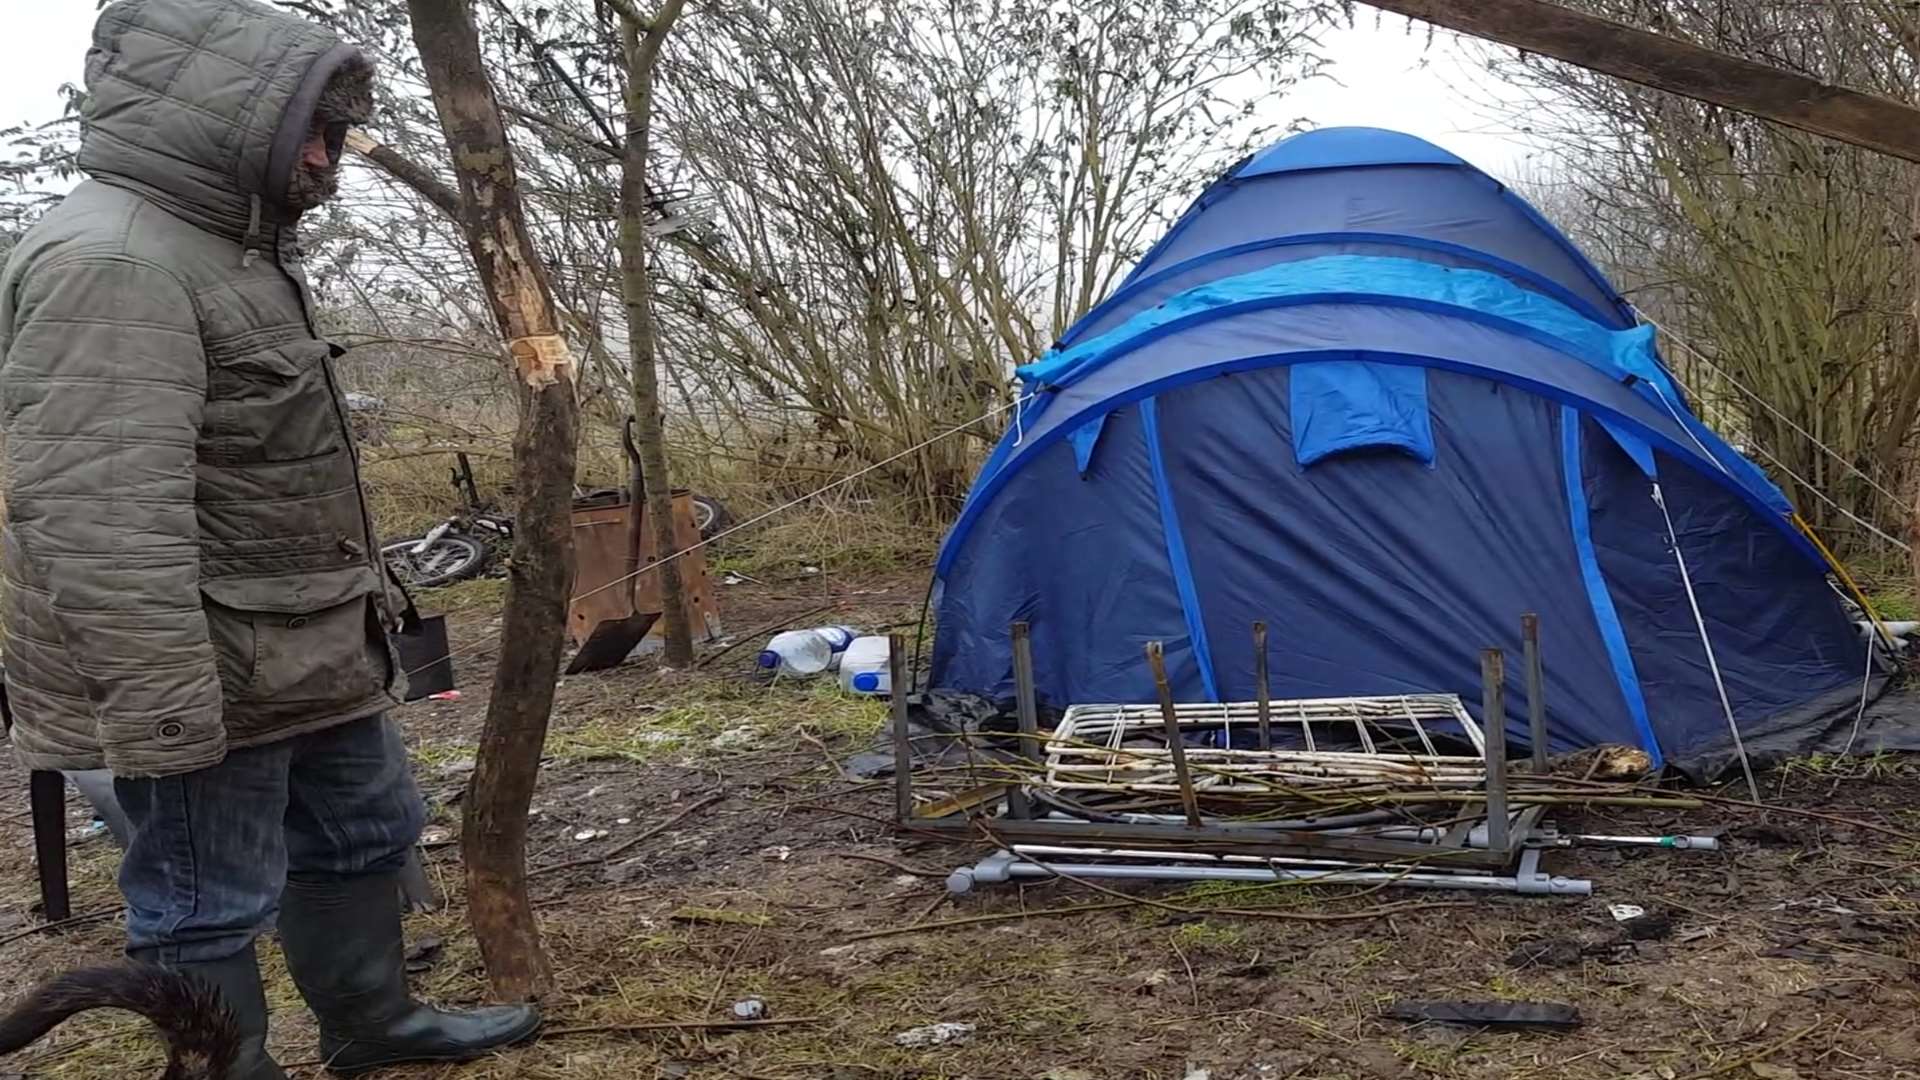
[113,714,426,964]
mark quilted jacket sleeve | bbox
[4,254,225,776]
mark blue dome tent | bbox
[928,126,1881,776]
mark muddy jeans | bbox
[112,713,426,964]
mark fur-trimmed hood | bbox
[78,0,374,238]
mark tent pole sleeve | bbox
[1560,407,1664,767]
[1141,397,1221,702]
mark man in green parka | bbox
[0,0,539,1075]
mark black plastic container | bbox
[389,615,455,701]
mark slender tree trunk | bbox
[407,0,577,1001]
[1910,179,1920,601]
[616,0,693,666]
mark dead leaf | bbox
[1749,1063,1799,1080]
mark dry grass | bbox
[708,496,943,578]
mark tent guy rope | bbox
[1641,312,1908,512]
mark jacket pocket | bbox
[203,339,349,465]
[200,568,387,704]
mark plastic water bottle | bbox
[837,636,892,695]
[757,625,857,676]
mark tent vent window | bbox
[1291,360,1435,467]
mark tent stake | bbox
[890,632,912,823]
[1145,642,1205,828]
[1481,648,1510,855]
[1008,622,1039,820]
[1253,622,1273,751]
[1522,614,1547,772]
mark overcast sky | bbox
[0,4,1541,190]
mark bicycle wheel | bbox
[690,493,733,539]
[381,532,487,588]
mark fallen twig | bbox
[0,907,122,949]
[1169,929,1201,1008]
[1681,790,1913,844]
[1674,1019,1823,1079]
[543,1017,820,1038]
[529,792,727,878]
[843,891,1460,944]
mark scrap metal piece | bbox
[1385,999,1582,1031]
[566,610,661,674]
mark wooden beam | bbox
[1364,0,1920,163]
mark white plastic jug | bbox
[837,636,892,695]
[757,625,857,676]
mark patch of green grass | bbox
[1170,921,1245,953]
[1166,878,1334,912]
[1868,589,1918,622]
[544,713,696,763]
[417,576,509,614]
[1780,750,1915,781]
[539,677,888,766]
[795,678,889,740]
[410,740,477,771]
[1340,939,1392,975]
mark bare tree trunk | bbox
[616,0,693,666]
[1910,179,1920,602]
[407,0,577,1001]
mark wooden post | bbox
[1363,0,1920,163]
[1252,621,1272,751]
[1008,622,1040,820]
[1522,614,1548,773]
[29,771,69,922]
[889,632,912,823]
[407,0,579,1001]
[1145,642,1205,828]
[1481,648,1510,855]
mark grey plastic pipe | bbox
[948,851,1591,897]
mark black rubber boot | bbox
[277,871,539,1075]
[134,942,288,1080]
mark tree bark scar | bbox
[509,334,576,388]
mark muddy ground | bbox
[3,566,1918,1079]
